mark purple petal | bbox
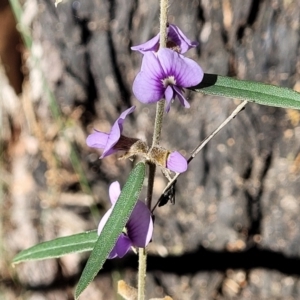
[101,106,135,158]
[109,181,121,205]
[168,24,198,54]
[139,51,164,76]
[108,245,118,259]
[131,34,160,53]
[132,72,164,104]
[126,201,153,247]
[167,151,188,173]
[164,86,174,103]
[118,106,136,123]
[157,48,204,88]
[132,52,165,104]
[131,24,198,54]
[97,207,113,235]
[97,201,132,259]
[98,181,122,233]
[164,86,174,112]
[86,130,109,149]
[173,86,190,108]
[108,234,132,259]
[165,101,171,113]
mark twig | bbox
[138,2,169,299]
[153,100,248,211]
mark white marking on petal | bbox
[162,76,176,88]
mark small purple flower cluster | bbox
[86,24,203,258]
[86,106,188,173]
[132,23,203,112]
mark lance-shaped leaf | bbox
[12,230,98,265]
[75,162,146,299]
[191,74,300,110]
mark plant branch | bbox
[137,247,147,300]
[153,100,248,211]
[151,0,169,147]
[159,0,168,49]
[137,1,169,299]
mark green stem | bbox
[151,0,169,147]
[8,0,32,49]
[151,100,165,147]
[137,247,147,300]
[159,0,168,48]
[137,1,169,299]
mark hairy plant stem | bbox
[151,101,165,147]
[151,0,168,147]
[137,1,169,299]
[137,247,147,300]
[159,0,168,48]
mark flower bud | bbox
[166,151,188,173]
[148,146,187,173]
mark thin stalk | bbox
[151,101,165,147]
[8,0,32,49]
[137,247,147,300]
[152,100,248,211]
[159,0,168,49]
[137,0,169,299]
[151,0,168,147]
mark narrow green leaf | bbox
[75,162,146,299]
[191,74,300,110]
[12,230,97,265]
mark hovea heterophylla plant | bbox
[11,1,300,299]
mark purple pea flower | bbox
[167,151,188,173]
[86,106,138,158]
[131,24,198,54]
[98,181,153,259]
[133,48,204,112]
[148,146,188,173]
